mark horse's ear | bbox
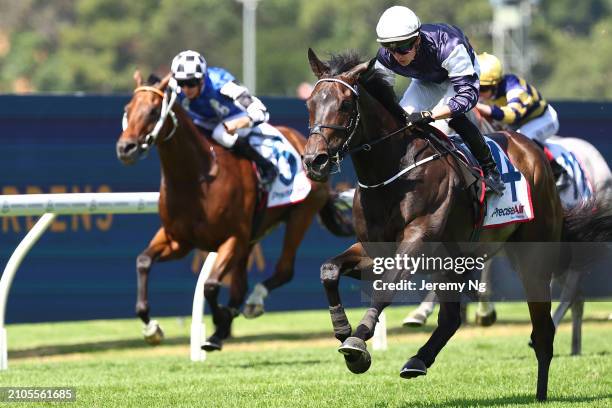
[346,60,371,80]
[308,48,329,79]
[158,72,172,91]
[133,70,143,87]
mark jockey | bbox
[475,52,559,143]
[170,50,278,186]
[375,6,505,195]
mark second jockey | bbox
[475,52,559,143]
[171,49,278,187]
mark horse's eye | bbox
[149,107,161,118]
[340,100,352,112]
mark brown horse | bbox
[116,71,353,351]
[302,50,612,401]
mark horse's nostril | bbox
[312,154,329,168]
[122,142,137,155]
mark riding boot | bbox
[449,114,505,195]
[532,140,571,191]
[233,137,278,187]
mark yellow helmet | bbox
[477,52,503,86]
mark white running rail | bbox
[0,192,211,370]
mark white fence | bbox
[0,193,216,369]
[0,192,386,370]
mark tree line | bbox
[0,0,610,99]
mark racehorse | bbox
[302,49,612,401]
[116,71,353,350]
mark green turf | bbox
[1,303,610,407]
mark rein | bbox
[311,77,444,189]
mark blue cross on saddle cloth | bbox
[248,123,312,208]
[449,135,535,228]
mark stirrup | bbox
[257,165,278,188]
[484,171,505,195]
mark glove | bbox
[406,111,434,125]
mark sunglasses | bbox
[177,78,201,88]
[480,85,496,93]
[382,38,418,55]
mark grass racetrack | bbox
[1,303,611,407]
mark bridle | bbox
[122,83,179,155]
[309,78,362,174]
[308,77,444,189]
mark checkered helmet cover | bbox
[171,50,207,80]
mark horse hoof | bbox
[142,320,164,345]
[202,336,223,352]
[402,312,427,327]
[400,357,427,379]
[338,337,371,374]
[475,310,497,327]
[243,303,264,319]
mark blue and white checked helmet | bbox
[171,50,207,80]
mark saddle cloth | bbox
[449,135,534,228]
[248,123,311,208]
[543,140,593,209]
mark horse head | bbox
[303,49,373,182]
[116,71,175,165]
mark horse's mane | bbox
[325,51,406,123]
[146,74,161,85]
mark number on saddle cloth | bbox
[250,133,298,186]
[486,140,520,202]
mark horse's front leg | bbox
[137,227,192,344]
[201,236,249,352]
[401,286,462,379]
[320,243,370,342]
[245,189,326,319]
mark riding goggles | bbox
[382,38,418,55]
[176,78,202,88]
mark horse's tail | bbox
[318,188,355,237]
[563,195,612,242]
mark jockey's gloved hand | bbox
[406,111,434,125]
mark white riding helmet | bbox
[376,6,421,43]
[171,50,207,80]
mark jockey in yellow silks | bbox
[475,52,559,143]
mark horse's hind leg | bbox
[475,259,497,326]
[136,227,192,344]
[402,289,437,327]
[507,246,556,401]
[244,186,327,318]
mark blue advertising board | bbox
[0,95,610,323]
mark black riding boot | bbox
[449,114,505,195]
[233,137,278,187]
[533,140,570,191]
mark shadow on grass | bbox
[8,325,426,359]
[396,393,612,407]
[9,318,611,360]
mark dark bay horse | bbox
[302,50,612,401]
[116,71,353,351]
